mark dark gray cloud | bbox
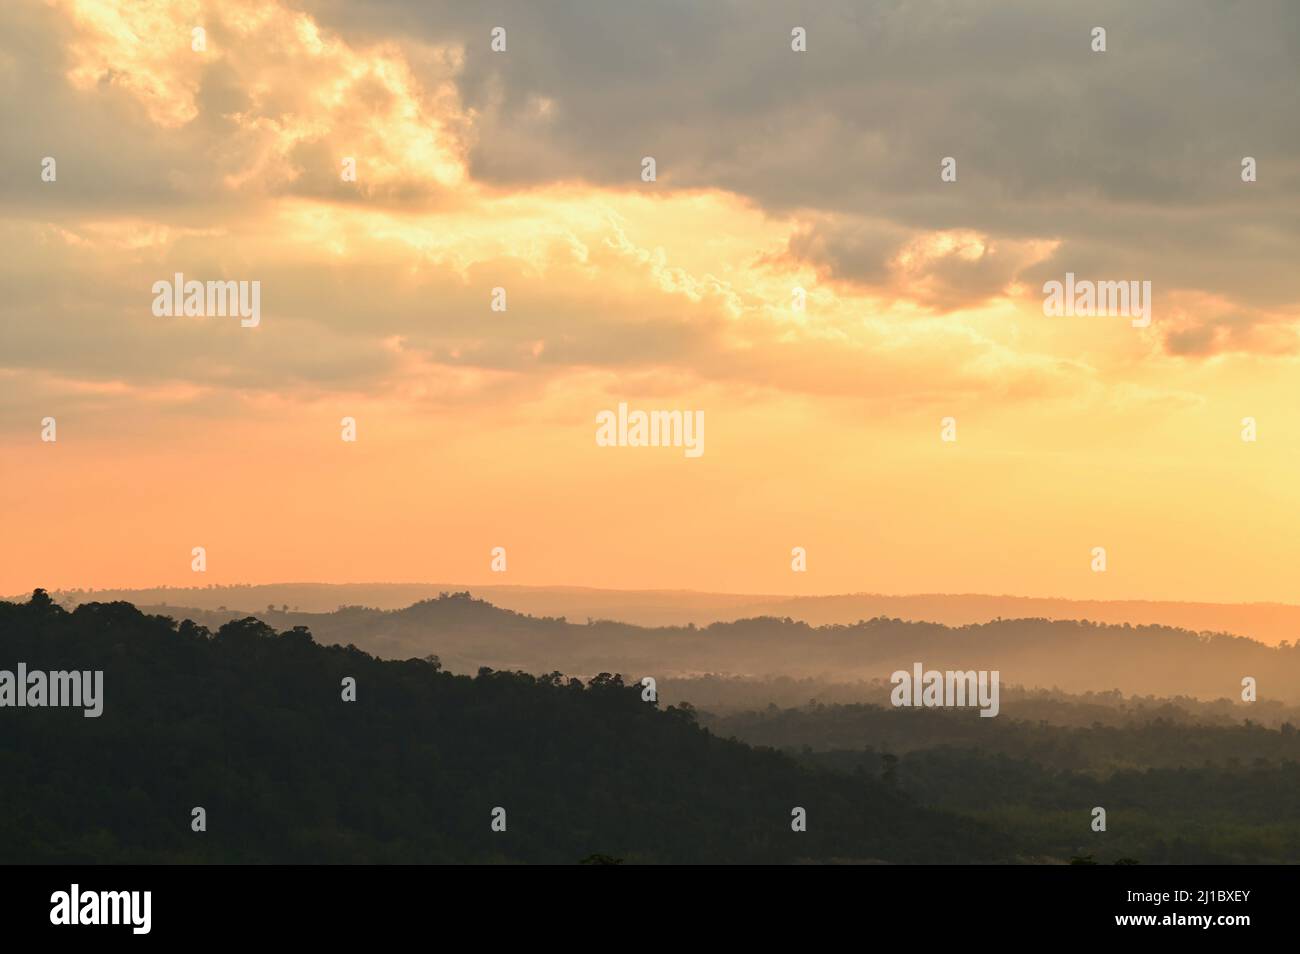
[299,0,1300,324]
[4,0,1298,416]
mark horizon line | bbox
[11,581,1300,612]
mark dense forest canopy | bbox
[4,590,1296,864]
[0,591,997,863]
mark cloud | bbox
[780,216,1058,312]
[4,0,1298,447]
[297,0,1300,330]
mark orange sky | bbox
[3,0,1300,602]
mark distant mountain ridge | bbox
[26,582,1300,646]
[61,590,1300,703]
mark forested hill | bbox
[35,583,1300,646]
[0,591,1001,864]
[132,591,1300,702]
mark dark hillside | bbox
[0,591,1000,864]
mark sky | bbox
[2,0,1299,602]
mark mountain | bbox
[27,583,1300,646]
[0,591,1001,863]
[92,591,1300,703]
[7,589,1298,863]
